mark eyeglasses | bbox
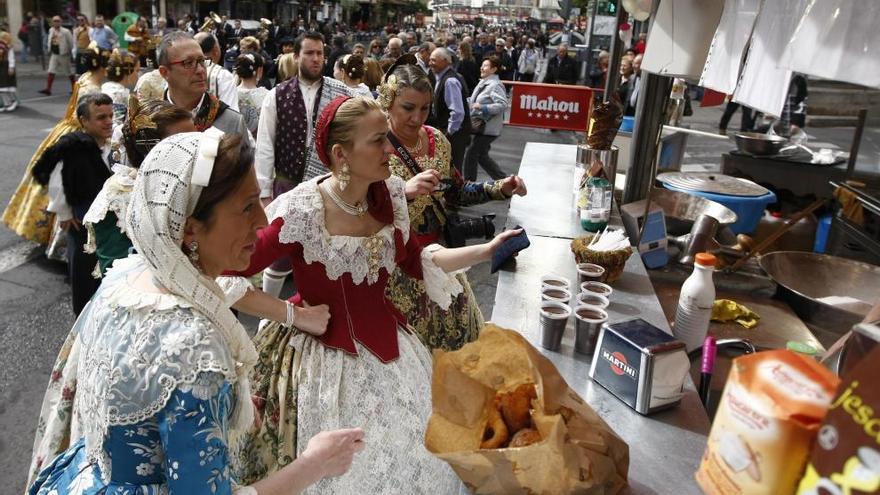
[168,57,208,71]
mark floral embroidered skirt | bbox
[236,323,463,493]
[235,320,301,484]
[386,268,484,351]
[26,328,82,491]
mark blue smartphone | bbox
[491,226,530,273]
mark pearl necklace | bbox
[322,181,368,217]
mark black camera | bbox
[444,213,496,248]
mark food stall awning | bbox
[645,0,880,118]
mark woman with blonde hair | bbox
[275,52,298,83]
[379,61,526,351]
[233,96,519,490]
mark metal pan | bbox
[759,251,880,343]
[734,132,788,156]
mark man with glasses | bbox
[89,15,118,51]
[157,32,249,141]
[254,31,355,298]
[73,15,90,76]
[38,16,74,96]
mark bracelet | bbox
[285,300,296,327]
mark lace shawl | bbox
[83,164,136,256]
[74,255,241,480]
[122,132,258,480]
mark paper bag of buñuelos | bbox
[426,324,629,494]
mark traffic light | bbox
[597,0,616,15]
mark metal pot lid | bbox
[657,172,771,197]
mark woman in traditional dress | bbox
[235,53,269,138]
[27,98,331,490]
[332,54,372,98]
[234,96,521,491]
[379,61,527,351]
[28,131,364,495]
[0,25,20,112]
[2,45,107,247]
[100,50,140,126]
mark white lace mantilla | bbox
[75,256,241,481]
[83,164,137,255]
[265,176,410,286]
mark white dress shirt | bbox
[255,78,321,198]
[206,61,240,111]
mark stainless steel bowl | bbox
[647,188,738,236]
[759,251,880,346]
[733,132,788,156]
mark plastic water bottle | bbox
[673,252,716,352]
[578,176,612,232]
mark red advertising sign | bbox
[506,82,595,132]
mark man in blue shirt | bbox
[89,15,117,51]
[428,47,471,172]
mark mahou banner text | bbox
[506,82,594,132]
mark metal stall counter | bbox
[490,143,710,494]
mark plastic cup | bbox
[574,305,608,355]
[541,286,572,304]
[539,301,571,351]
[580,281,613,298]
[576,292,610,309]
[576,263,606,285]
[541,275,570,293]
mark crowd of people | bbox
[0,12,548,494]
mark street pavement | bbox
[0,59,877,492]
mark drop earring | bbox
[338,163,351,191]
[187,240,200,265]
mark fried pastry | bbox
[499,383,538,434]
[508,428,542,448]
[480,399,509,449]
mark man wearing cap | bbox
[254,31,355,297]
[157,32,249,141]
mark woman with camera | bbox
[380,58,527,351]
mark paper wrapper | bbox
[426,325,629,494]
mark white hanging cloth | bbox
[781,0,880,89]
[732,0,808,117]
[641,0,725,80]
[698,0,761,95]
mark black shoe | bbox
[38,89,51,95]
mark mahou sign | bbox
[507,82,595,132]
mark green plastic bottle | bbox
[578,177,611,232]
